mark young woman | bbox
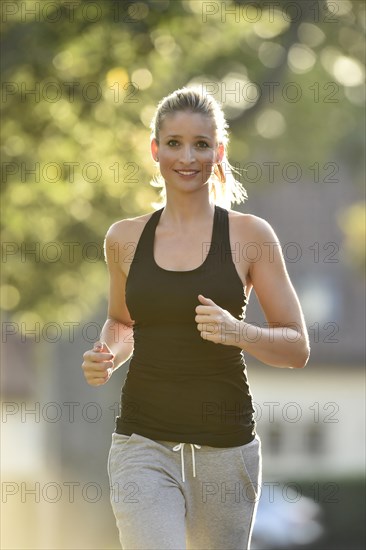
[81,87,310,550]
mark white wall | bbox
[248,363,365,480]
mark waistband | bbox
[170,442,201,483]
[155,436,257,483]
[155,439,233,483]
[114,433,255,484]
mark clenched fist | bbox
[81,341,115,386]
[195,294,242,347]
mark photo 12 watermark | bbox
[1,239,340,265]
[1,2,149,24]
[201,2,341,24]
[2,80,140,104]
[201,400,340,425]
[201,81,340,105]
[2,161,140,184]
[200,479,339,504]
[1,319,340,344]
[1,480,141,504]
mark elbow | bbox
[292,339,310,369]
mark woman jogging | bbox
[81,87,310,550]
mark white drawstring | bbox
[172,443,201,483]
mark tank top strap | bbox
[131,207,164,268]
[209,205,233,267]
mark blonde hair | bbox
[149,87,247,210]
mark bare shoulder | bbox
[105,211,156,245]
[228,209,278,243]
[104,211,157,270]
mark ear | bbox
[151,138,159,162]
[215,142,224,164]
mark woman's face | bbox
[151,111,224,194]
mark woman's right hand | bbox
[81,341,115,386]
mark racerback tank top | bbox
[115,205,256,447]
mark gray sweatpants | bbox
[107,432,262,550]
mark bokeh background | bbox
[1,0,365,549]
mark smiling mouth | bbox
[175,170,199,176]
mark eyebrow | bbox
[165,134,212,140]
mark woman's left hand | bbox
[195,294,241,346]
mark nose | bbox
[180,145,196,164]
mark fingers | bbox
[199,330,218,343]
[194,312,219,323]
[81,364,111,386]
[196,322,217,333]
[83,350,114,362]
[195,306,216,316]
[84,370,110,386]
[196,296,218,314]
[195,297,226,344]
[195,298,220,337]
[93,341,112,353]
[197,294,216,305]
[81,342,115,386]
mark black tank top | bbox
[115,205,256,447]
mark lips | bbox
[175,170,199,176]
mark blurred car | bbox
[251,482,324,549]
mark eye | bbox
[196,141,209,148]
[167,140,179,147]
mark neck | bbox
[161,193,215,227]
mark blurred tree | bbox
[1,0,364,324]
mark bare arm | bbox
[100,221,135,370]
[81,221,135,386]
[196,216,310,369]
[238,216,310,368]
